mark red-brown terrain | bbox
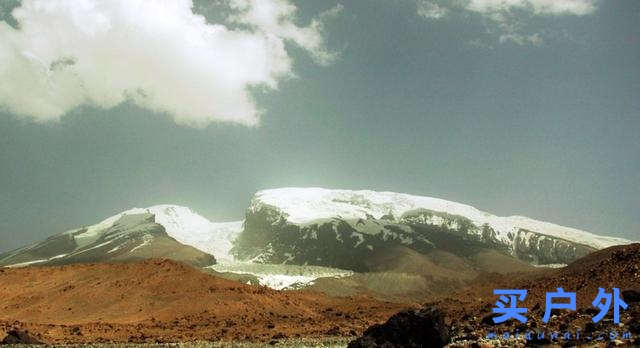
[2,244,638,346]
[347,244,640,347]
[426,243,640,346]
[438,243,640,323]
[0,259,411,344]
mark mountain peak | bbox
[86,205,243,262]
[252,187,631,250]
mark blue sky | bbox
[0,0,638,251]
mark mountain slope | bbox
[0,259,408,344]
[421,243,640,346]
[0,211,217,268]
[232,188,632,270]
[72,205,243,262]
[2,191,632,300]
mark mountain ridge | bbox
[2,189,633,278]
[252,187,629,249]
[233,187,632,269]
[0,212,216,268]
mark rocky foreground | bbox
[1,244,638,347]
[0,259,409,345]
[349,243,640,347]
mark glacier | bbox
[71,205,243,262]
[3,189,634,290]
[252,187,631,250]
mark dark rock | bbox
[71,326,82,335]
[622,290,640,303]
[272,332,287,339]
[628,321,640,334]
[628,311,640,334]
[584,307,599,315]
[326,326,341,335]
[526,333,551,345]
[348,306,449,348]
[584,322,597,333]
[0,329,44,344]
[481,313,498,326]
[463,324,474,333]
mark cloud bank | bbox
[416,0,599,45]
[465,0,597,16]
[0,0,337,126]
[417,1,449,19]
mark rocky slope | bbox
[2,189,632,300]
[350,243,640,347]
[304,246,538,302]
[0,210,216,268]
[0,259,408,344]
[232,188,631,271]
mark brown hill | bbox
[0,259,410,344]
[439,243,640,317]
[306,245,537,302]
[0,214,216,268]
[354,243,640,346]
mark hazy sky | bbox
[1,0,639,252]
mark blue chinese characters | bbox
[492,287,627,324]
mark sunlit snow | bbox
[253,187,632,249]
[72,205,243,262]
[208,262,353,290]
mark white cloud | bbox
[415,0,598,46]
[0,0,338,127]
[227,0,341,66]
[417,1,449,19]
[465,0,598,16]
[499,32,543,45]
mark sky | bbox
[0,0,638,252]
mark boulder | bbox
[348,306,449,348]
[0,328,44,344]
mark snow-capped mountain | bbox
[2,191,632,294]
[0,205,240,268]
[88,205,243,262]
[232,187,632,270]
